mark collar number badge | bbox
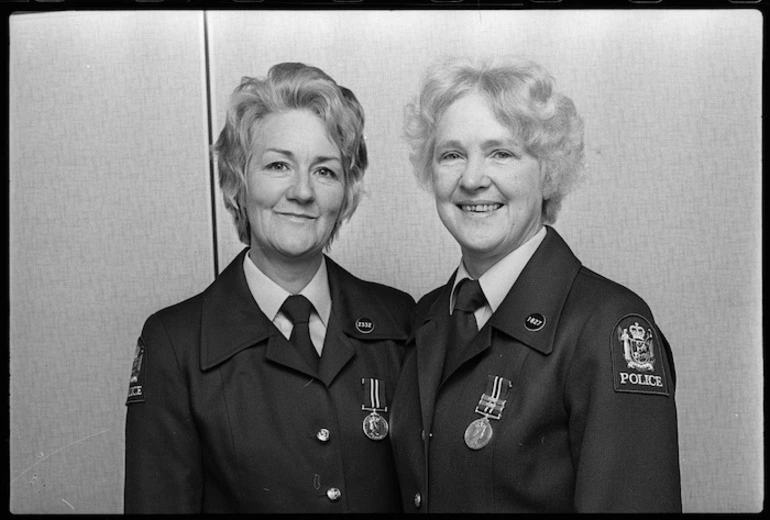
[525,313,546,331]
[355,317,374,334]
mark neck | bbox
[461,225,544,279]
[248,247,322,294]
[461,253,496,280]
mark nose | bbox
[459,156,490,191]
[286,169,315,203]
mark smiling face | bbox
[432,92,544,277]
[245,109,345,267]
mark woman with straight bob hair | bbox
[124,62,414,513]
[390,55,681,513]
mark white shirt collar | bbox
[451,226,547,313]
[242,252,332,326]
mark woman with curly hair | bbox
[124,62,414,513]
[390,56,681,513]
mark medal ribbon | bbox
[361,377,388,412]
[474,375,512,420]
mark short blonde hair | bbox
[404,56,584,224]
[212,62,368,245]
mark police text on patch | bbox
[619,372,663,387]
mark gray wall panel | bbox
[9,11,214,513]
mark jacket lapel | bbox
[199,248,314,377]
[414,277,455,436]
[317,309,356,388]
[317,255,410,387]
[490,226,583,351]
[440,324,493,386]
[265,334,319,378]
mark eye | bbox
[439,151,463,162]
[315,166,339,179]
[265,161,290,172]
[491,149,518,160]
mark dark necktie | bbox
[445,278,487,377]
[281,295,319,372]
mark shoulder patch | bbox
[610,314,670,396]
[126,337,147,405]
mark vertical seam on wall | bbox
[203,11,220,278]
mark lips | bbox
[457,202,503,213]
[277,211,317,220]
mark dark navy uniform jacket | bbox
[390,227,681,513]
[124,249,415,513]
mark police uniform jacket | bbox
[390,226,681,513]
[124,249,415,513]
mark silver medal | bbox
[464,416,493,450]
[362,411,389,441]
[464,375,512,450]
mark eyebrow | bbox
[434,139,463,150]
[435,138,517,149]
[264,148,342,164]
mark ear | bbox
[428,164,441,193]
[539,160,556,200]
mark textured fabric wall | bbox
[8,9,762,514]
[208,10,762,513]
[8,11,214,514]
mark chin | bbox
[461,245,497,260]
[276,241,323,260]
[452,231,497,253]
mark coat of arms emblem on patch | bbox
[618,321,655,372]
[130,340,144,383]
[126,337,146,404]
